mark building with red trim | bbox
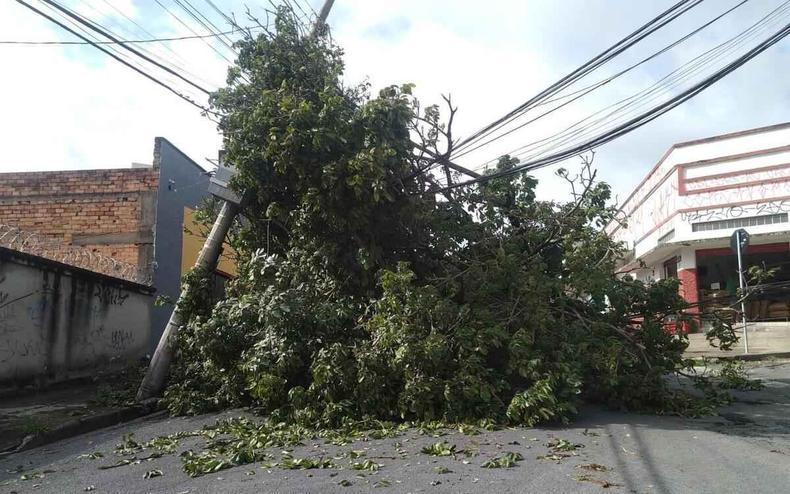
[609,122,790,325]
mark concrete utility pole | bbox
[136,201,240,400]
[313,0,335,36]
[136,0,337,402]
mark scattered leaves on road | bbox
[573,473,620,488]
[280,456,333,470]
[538,437,584,462]
[578,463,609,472]
[20,472,44,481]
[78,452,104,460]
[547,438,583,452]
[348,449,366,458]
[421,442,456,457]
[114,433,143,455]
[481,452,524,468]
[351,459,381,471]
[458,424,480,435]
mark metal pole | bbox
[136,200,240,401]
[736,230,749,354]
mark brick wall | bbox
[0,168,159,269]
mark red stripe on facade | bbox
[696,242,790,257]
[680,175,790,196]
[683,162,790,184]
[612,144,790,236]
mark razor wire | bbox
[0,223,152,285]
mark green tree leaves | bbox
[164,7,728,427]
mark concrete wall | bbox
[0,247,153,387]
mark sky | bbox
[1,0,789,201]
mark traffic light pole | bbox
[735,230,750,354]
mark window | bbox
[657,229,675,244]
[691,213,788,232]
[664,257,678,279]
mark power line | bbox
[97,0,193,68]
[153,0,235,64]
[174,0,237,51]
[36,0,204,99]
[0,28,251,45]
[59,0,219,92]
[36,0,203,99]
[15,0,217,115]
[500,0,790,170]
[430,20,790,194]
[451,0,790,180]
[40,0,212,95]
[202,0,245,34]
[449,0,749,162]
[452,0,702,154]
[451,0,705,155]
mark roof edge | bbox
[615,121,790,218]
[673,121,790,149]
[155,137,213,174]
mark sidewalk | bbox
[685,321,790,359]
[0,382,124,452]
[0,367,154,453]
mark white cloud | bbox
[0,0,226,172]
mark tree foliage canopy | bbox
[164,8,730,425]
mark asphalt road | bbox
[1,361,789,494]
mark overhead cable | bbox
[40,0,211,95]
[452,0,705,155]
[153,0,235,64]
[430,20,790,194]
[499,0,790,169]
[0,28,249,45]
[15,0,217,115]
[450,0,749,161]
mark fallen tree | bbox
[163,7,733,425]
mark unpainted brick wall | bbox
[0,168,159,267]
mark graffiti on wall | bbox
[684,165,790,192]
[681,200,790,223]
[616,162,790,245]
[612,170,679,244]
[0,253,151,384]
[93,284,129,306]
[70,282,138,365]
[0,275,46,366]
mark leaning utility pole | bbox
[136,0,338,402]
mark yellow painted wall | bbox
[181,207,238,277]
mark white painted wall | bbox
[611,123,790,267]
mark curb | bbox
[716,351,790,362]
[0,399,162,457]
[685,351,790,362]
